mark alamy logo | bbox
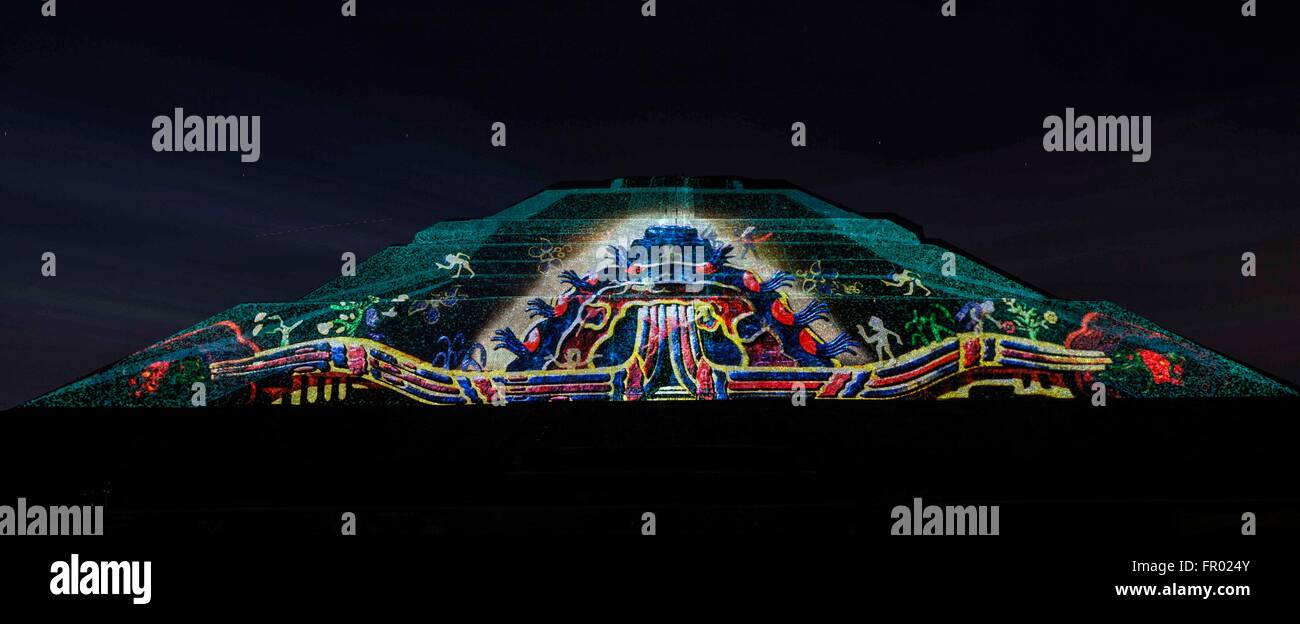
[1042,108,1151,163]
[0,498,103,535]
[890,497,999,535]
[50,554,151,605]
[599,243,708,289]
[152,107,261,163]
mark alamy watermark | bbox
[1043,108,1151,163]
[600,243,708,291]
[891,497,999,535]
[50,554,151,605]
[152,107,261,163]
[0,498,103,536]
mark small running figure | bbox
[857,316,903,364]
[955,300,1000,333]
[436,252,476,278]
[881,269,932,296]
[736,226,774,259]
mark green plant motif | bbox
[317,295,409,337]
[251,312,303,347]
[904,305,956,347]
[1000,298,1058,341]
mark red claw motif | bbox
[523,327,542,353]
[798,328,820,355]
[770,300,795,326]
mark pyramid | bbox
[28,177,1295,407]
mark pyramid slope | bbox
[28,177,1295,407]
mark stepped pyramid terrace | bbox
[28,177,1295,407]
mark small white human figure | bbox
[436,252,475,278]
[857,316,903,364]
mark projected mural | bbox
[27,178,1295,407]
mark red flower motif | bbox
[1137,349,1182,385]
[1000,321,1016,335]
[129,360,172,398]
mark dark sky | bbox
[1,0,1297,406]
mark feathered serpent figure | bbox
[493,224,859,373]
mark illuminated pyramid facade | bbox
[30,177,1294,407]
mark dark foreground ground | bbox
[2,397,1296,609]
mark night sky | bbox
[2,0,1297,407]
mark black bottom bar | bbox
[1,398,1296,609]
